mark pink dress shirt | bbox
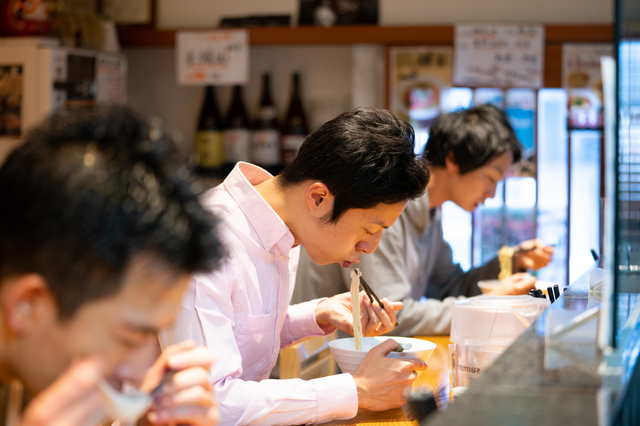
[171,162,359,426]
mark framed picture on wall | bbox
[100,0,155,26]
[298,0,378,26]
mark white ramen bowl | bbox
[328,336,436,375]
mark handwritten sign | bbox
[176,30,248,86]
[453,24,544,88]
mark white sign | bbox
[96,53,128,105]
[454,24,544,88]
[176,30,249,86]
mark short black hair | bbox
[424,104,522,174]
[0,106,225,319]
[279,106,429,223]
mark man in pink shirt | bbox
[171,107,431,425]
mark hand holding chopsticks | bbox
[354,268,399,327]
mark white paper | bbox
[454,24,544,88]
[176,30,249,86]
[96,53,128,105]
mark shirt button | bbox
[265,242,272,249]
[279,255,286,261]
[302,326,307,332]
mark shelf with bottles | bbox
[194,71,309,180]
[117,24,613,48]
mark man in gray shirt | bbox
[293,105,553,336]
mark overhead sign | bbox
[176,30,249,86]
[454,24,544,88]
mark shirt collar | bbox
[223,162,294,251]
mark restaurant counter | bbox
[425,272,602,426]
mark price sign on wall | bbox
[176,30,249,86]
[453,24,544,88]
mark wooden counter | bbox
[323,335,451,426]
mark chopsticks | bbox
[354,268,398,326]
[358,273,384,309]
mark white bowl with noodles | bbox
[328,336,436,375]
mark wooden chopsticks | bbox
[354,268,398,326]
[359,274,384,309]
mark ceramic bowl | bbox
[328,336,436,375]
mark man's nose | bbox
[486,181,499,200]
[113,339,161,388]
[355,231,383,255]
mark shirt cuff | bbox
[288,298,336,338]
[312,373,359,423]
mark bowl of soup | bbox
[328,336,436,375]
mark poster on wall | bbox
[453,24,544,88]
[176,30,249,86]
[0,64,22,137]
[389,47,452,132]
[563,43,613,129]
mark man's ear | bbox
[445,152,460,175]
[3,274,56,336]
[305,181,334,220]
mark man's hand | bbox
[352,339,427,411]
[488,273,537,296]
[21,358,107,426]
[514,239,554,271]
[140,340,218,426]
[315,291,402,336]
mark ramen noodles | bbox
[350,268,363,350]
[498,246,515,280]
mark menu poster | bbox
[453,24,544,88]
[389,47,452,130]
[562,43,613,90]
[563,43,613,129]
[176,30,249,86]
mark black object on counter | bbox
[553,285,561,299]
[548,287,556,302]
[404,388,438,422]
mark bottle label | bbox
[281,134,306,165]
[252,129,280,166]
[259,106,277,121]
[224,129,251,163]
[196,131,224,168]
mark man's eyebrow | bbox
[372,220,390,229]
[123,323,158,334]
[490,165,507,175]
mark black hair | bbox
[279,106,429,223]
[424,104,522,174]
[0,106,225,319]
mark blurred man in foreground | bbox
[0,107,225,426]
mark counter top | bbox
[425,273,602,425]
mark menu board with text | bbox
[454,24,544,88]
[176,30,249,86]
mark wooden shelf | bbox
[117,24,613,48]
